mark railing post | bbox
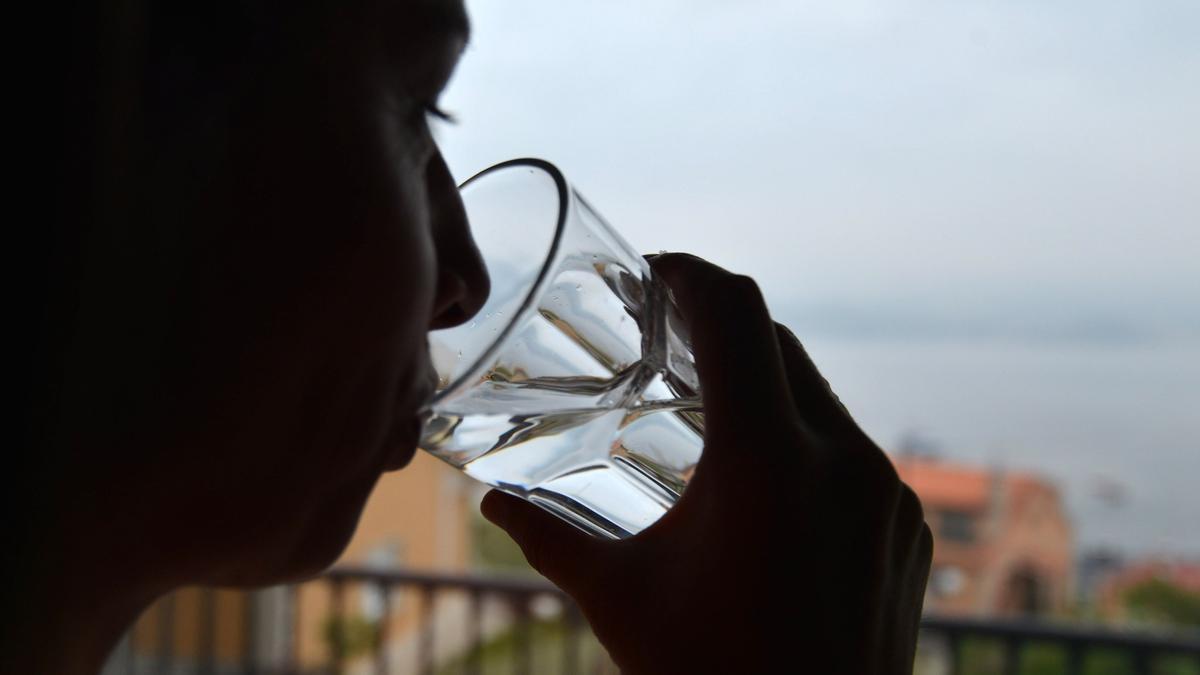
[563,600,583,675]
[1131,647,1151,675]
[198,588,216,675]
[513,593,532,675]
[1065,640,1084,675]
[465,590,483,675]
[417,583,435,675]
[330,577,346,675]
[1003,637,1021,675]
[288,584,302,675]
[157,593,175,675]
[124,632,135,675]
[374,581,391,675]
[243,589,258,675]
[945,629,961,675]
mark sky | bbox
[437,0,1199,338]
[434,0,1200,554]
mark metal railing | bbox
[320,566,592,675]
[921,614,1200,675]
[103,566,1200,675]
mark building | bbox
[893,456,1074,617]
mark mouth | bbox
[383,360,439,472]
[383,415,424,472]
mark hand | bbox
[481,252,932,674]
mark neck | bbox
[4,493,166,675]
[13,578,155,675]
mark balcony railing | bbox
[922,615,1200,675]
[103,566,1200,675]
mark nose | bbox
[426,152,490,330]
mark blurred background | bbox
[105,0,1198,673]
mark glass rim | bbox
[427,157,570,407]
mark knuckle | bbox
[827,447,901,502]
[652,251,712,281]
[855,444,901,484]
[775,321,802,348]
[919,523,935,561]
[875,454,903,490]
[720,274,764,302]
[649,251,690,271]
[898,483,928,530]
[669,251,707,265]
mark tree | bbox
[1123,578,1200,628]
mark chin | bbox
[216,470,382,587]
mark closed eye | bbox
[425,103,456,124]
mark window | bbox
[939,511,976,543]
[931,566,967,598]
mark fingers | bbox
[897,492,933,662]
[650,253,796,450]
[895,482,932,576]
[773,323,859,436]
[480,491,610,598]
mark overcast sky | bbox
[436,0,1199,341]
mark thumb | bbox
[480,490,611,597]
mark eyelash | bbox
[424,103,456,124]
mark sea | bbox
[800,335,1200,557]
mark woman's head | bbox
[43,0,487,590]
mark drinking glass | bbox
[420,159,705,539]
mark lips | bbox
[383,360,438,472]
[383,415,423,471]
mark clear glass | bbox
[421,159,705,539]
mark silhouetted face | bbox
[84,0,487,587]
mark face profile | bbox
[17,2,956,674]
[33,0,487,593]
[144,0,490,586]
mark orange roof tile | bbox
[892,456,991,511]
[1107,560,1200,594]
